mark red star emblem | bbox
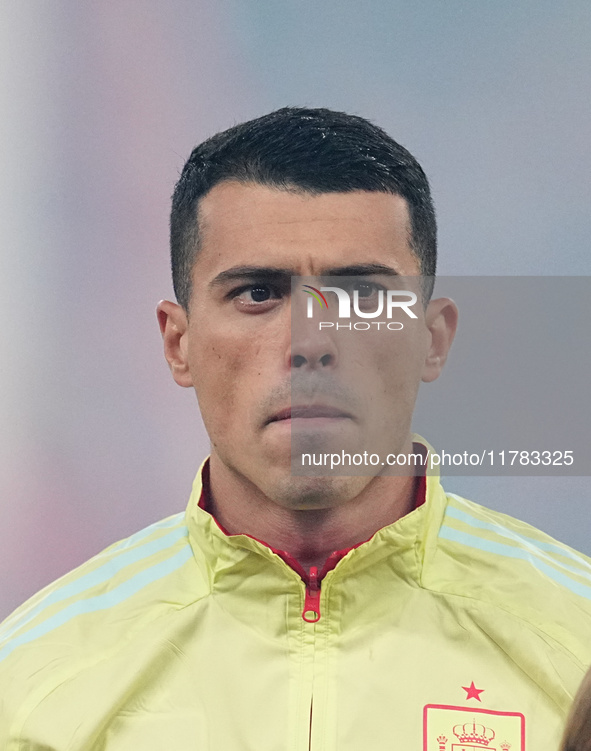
[462,681,484,701]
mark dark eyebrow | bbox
[322,263,401,277]
[209,266,295,288]
[208,262,403,289]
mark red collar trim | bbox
[198,457,426,582]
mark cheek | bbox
[188,329,268,435]
[368,334,427,409]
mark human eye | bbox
[231,283,283,313]
[351,280,383,298]
[346,280,387,308]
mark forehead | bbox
[194,181,419,278]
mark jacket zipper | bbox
[302,566,321,622]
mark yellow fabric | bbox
[1,452,591,749]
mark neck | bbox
[206,453,420,571]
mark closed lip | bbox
[267,405,353,423]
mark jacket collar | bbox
[184,436,448,586]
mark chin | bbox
[265,473,370,511]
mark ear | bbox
[421,297,458,383]
[156,300,193,388]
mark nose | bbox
[290,327,339,369]
[289,279,340,370]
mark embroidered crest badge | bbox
[423,704,525,750]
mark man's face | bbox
[159,181,455,509]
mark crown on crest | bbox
[453,720,496,745]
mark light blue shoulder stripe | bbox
[0,544,193,664]
[440,526,591,602]
[95,513,185,557]
[445,502,591,577]
[0,514,186,635]
[0,525,188,645]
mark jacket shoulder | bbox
[0,511,203,744]
[425,492,591,665]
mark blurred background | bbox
[1,1,591,619]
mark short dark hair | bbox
[170,107,436,310]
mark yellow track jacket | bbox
[1,458,591,750]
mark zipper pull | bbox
[302,566,321,622]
